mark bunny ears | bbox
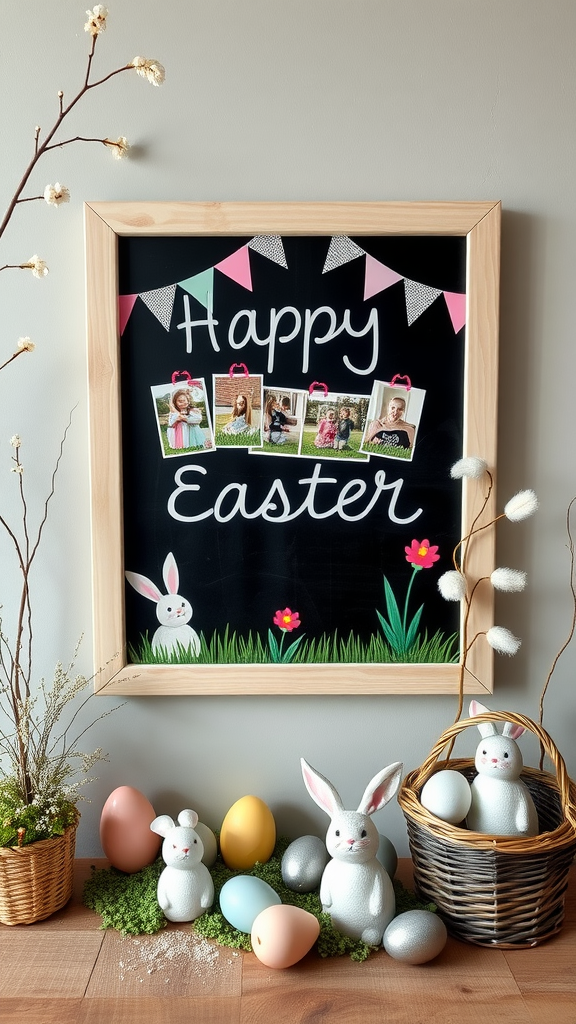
[300,758,403,817]
[469,700,526,740]
[150,809,199,837]
[125,552,180,603]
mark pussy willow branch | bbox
[0,34,131,242]
[538,497,576,769]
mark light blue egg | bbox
[376,834,398,878]
[383,910,448,964]
[281,835,328,892]
[219,875,281,933]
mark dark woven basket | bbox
[398,711,576,948]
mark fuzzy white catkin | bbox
[437,570,467,601]
[450,456,488,480]
[504,489,539,522]
[486,626,521,656]
[490,567,527,592]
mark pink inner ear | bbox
[506,724,525,740]
[165,559,179,594]
[303,766,338,815]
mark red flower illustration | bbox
[404,539,440,569]
[273,608,301,632]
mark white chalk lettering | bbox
[167,463,422,526]
[176,295,379,376]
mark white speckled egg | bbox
[420,770,472,824]
[281,835,328,892]
[195,822,217,867]
[383,910,448,964]
[376,834,398,878]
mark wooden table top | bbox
[0,858,574,1024]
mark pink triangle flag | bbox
[443,291,467,333]
[215,245,253,291]
[364,255,403,301]
[118,293,138,335]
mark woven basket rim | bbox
[398,711,576,853]
[0,809,80,856]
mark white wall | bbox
[1,0,575,856]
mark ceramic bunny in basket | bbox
[125,551,200,656]
[466,700,539,836]
[301,758,403,945]
[150,809,214,922]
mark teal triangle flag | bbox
[178,268,214,311]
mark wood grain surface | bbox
[1,858,573,1023]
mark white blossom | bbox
[44,182,70,207]
[85,5,108,35]
[24,255,49,278]
[504,489,539,523]
[490,567,527,592]
[450,456,488,480]
[104,136,129,159]
[17,336,35,352]
[130,56,166,86]
[486,625,521,656]
[10,435,21,448]
[11,464,24,475]
[437,570,467,601]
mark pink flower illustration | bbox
[404,539,440,569]
[273,608,301,632]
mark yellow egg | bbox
[219,795,276,870]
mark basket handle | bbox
[412,710,576,828]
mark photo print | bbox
[360,380,426,461]
[213,372,264,448]
[151,376,214,458]
[250,387,306,457]
[299,389,370,462]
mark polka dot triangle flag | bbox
[403,278,443,326]
[322,236,366,273]
[139,283,177,331]
[248,234,288,268]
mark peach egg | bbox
[251,904,320,968]
[100,786,161,873]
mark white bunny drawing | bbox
[466,700,539,836]
[125,551,200,656]
[301,758,403,945]
[150,809,214,922]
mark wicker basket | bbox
[0,813,79,925]
[399,711,576,948]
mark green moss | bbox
[83,837,436,958]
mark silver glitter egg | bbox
[383,910,447,964]
[376,833,398,878]
[281,835,329,892]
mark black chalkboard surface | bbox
[86,202,500,695]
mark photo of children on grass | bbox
[299,390,370,461]
[151,378,214,458]
[360,381,425,462]
[250,388,306,457]
[213,373,264,448]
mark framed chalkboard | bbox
[85,201,500,695]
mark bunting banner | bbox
[323,236,466,332]
[118,235,288,336]
[118,234,466,336]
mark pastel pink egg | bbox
[100,786,161,873]
[251,904,320,969]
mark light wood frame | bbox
[85,200,500,696]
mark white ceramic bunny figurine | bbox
[125,551,200,656]
[150,809,214,922]
[301,758,403,945]
[466,700,539,836]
